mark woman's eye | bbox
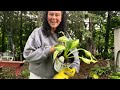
[49,13,54,16]
[49,13,60,17]
[55,14,60,16]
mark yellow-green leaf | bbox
[79,57,91,64]
[83,50,92,58]
[53,51,59,60]
[116,72,120,75]
[91,59,98,63]
[55,44,65,51]
[66,40,72,50]
[71,39,79,49]
[58,36,69,42]
[93,74,99,79]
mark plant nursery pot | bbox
[54,57,73,72]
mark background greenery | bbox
[0,11,118,60]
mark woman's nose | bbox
[52,15,56,19]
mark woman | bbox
[23,11,80,79]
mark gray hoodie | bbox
[23,27,80,78]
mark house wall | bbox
[114,28,120,71]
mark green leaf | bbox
[93,74,99,79]
[67,48,81,57]
[82,49,97,61]
[53,50,59,60]
[91,59,98,63]
[116,72,120,75]
[55,44,66,51]
[83,49,92,58]
[71,39,79,49]
[109,76,120,79]
[79,57,91,64]
[66,40,72,50]
[58,36,69,42]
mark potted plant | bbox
[53,32,97,72]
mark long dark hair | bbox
[42,11,68,37]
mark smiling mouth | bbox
[51,22,56,25]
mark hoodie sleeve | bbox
[23,29,52,64]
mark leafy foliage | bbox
[108,72,120,79]
[89,64,112,79]
[53,31,97,64]
[21,69,30,79]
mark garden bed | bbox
[70,59,114,79]
[0,60,114,79]
[0,62,29,79]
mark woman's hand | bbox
[50,46,56,53]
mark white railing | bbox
[0,56,14,61]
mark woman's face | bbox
[47,11,62,31]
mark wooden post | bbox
[0,67,2,73]
[114,27,120,71]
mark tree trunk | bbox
[1,12,7,52]
[87,16,96,55]
[104,11,111,59]
[20,11,23,60]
